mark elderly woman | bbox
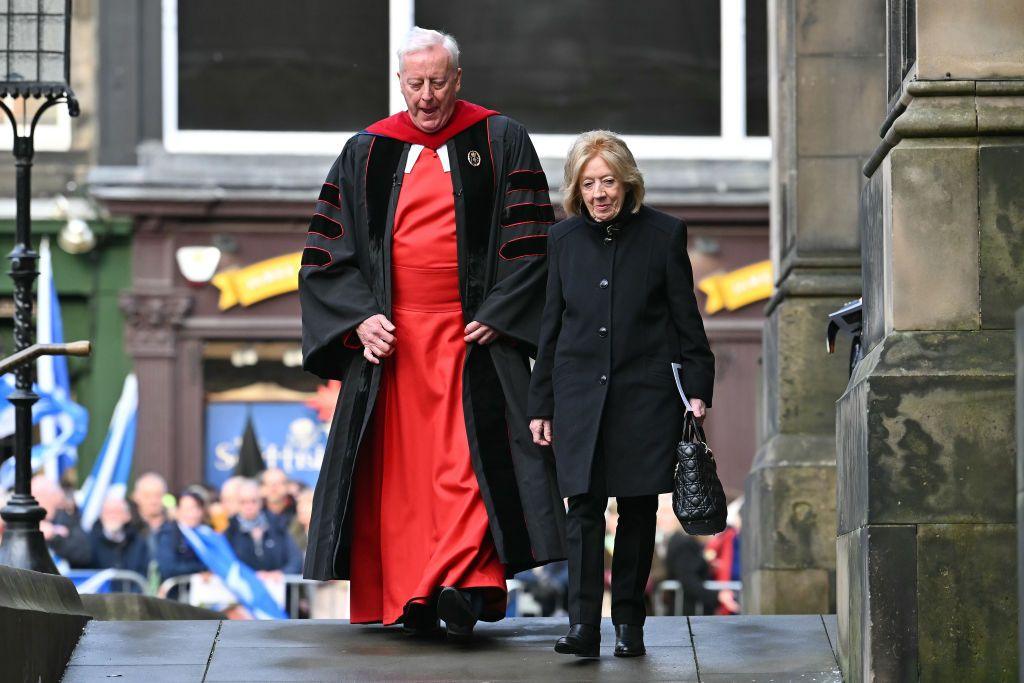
[528,131,715,658]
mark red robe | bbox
[348,144,507,625]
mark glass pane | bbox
[12,0,38,13]
[177,0,388,132]
[11,14,37,51]
[38,49,61,81]
[0,1,9,14]
[0,17,8,52]
[41,0,65,14]
[745,0,768,136]
[40,13,62,52]
[10,50,36,81]
[415,0,721,136]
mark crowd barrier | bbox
[68,569,740,619]
[652,579,743,616]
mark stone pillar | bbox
[837,2,1024,678]
[120,220,194,489]
[743,0,885,614]
[1018,306,1024,683]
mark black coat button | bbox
[599,279,609,289]
[599,374,608,385]
[598,326,608,337]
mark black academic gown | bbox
[300,109,567,581]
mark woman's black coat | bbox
[528,205,715,498]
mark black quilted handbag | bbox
[672,410,727,535]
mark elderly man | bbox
[130,472,169,559]
[31,475,92,568]
[300,26,565,639]
[89,496,150,591]
[225,479,303,578]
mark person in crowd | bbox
[259,468,295,521]
[32,474,92,568]
[209,475,246,532]
[154,488,208,580]
[528,130,715,658]
[89,496,150,591]
[299,25,564,640]
[225,479,303,577]
[130,471,169,555]
[664,531,740,616]
[704,497,742,615]
[289,487,314,554]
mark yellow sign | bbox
[698,260,773,314]
[212,252,303,310]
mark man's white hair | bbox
[398,26,460,73]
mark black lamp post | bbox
[0,0,79,574]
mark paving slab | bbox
[62,663,208,682]
[66,619,220,666]
[207,618,698,682]
[690,615,841,678]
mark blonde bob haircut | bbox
[562,130,645,217]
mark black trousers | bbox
[566,447,658,627]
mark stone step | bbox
[62,615,841,682]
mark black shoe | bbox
[613,624,646,657]
[437,587,479,641]
[401,601,440,637]
[554,624,601,658]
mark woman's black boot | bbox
[613,624,646,657]
[554,624,601,658]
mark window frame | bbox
[161,0,768,160]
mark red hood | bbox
[364,100,498,148]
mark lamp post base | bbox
[0,496,59,574]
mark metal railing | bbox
[653,579,742,616]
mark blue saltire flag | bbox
[178,523,288,620]
[36,238,87,481]
[76,374,137,531]
[0,375,87,490]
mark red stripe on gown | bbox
[349,148,507,625]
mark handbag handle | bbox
[671,362,708,444]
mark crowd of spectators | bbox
[21,468,314,598]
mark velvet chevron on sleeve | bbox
[667,220,715,406]
[473,121,554,354]
[299,140,382,381]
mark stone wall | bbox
[743,0,884,614]
[837,75,1023,680]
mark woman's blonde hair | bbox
[562,130,645,216]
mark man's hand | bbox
[689,398,707,425]
[357,314,396,364]
[530,419,553,447]
[464,321,498,345]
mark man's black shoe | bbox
[437,587,479,641]
[613,624,646,657]
[554,623,601,658]
[401,601,440,637]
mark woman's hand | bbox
[358,314,396,364]
[464,321,498,345]
[689,398,707,425]
[530,419,553,446]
